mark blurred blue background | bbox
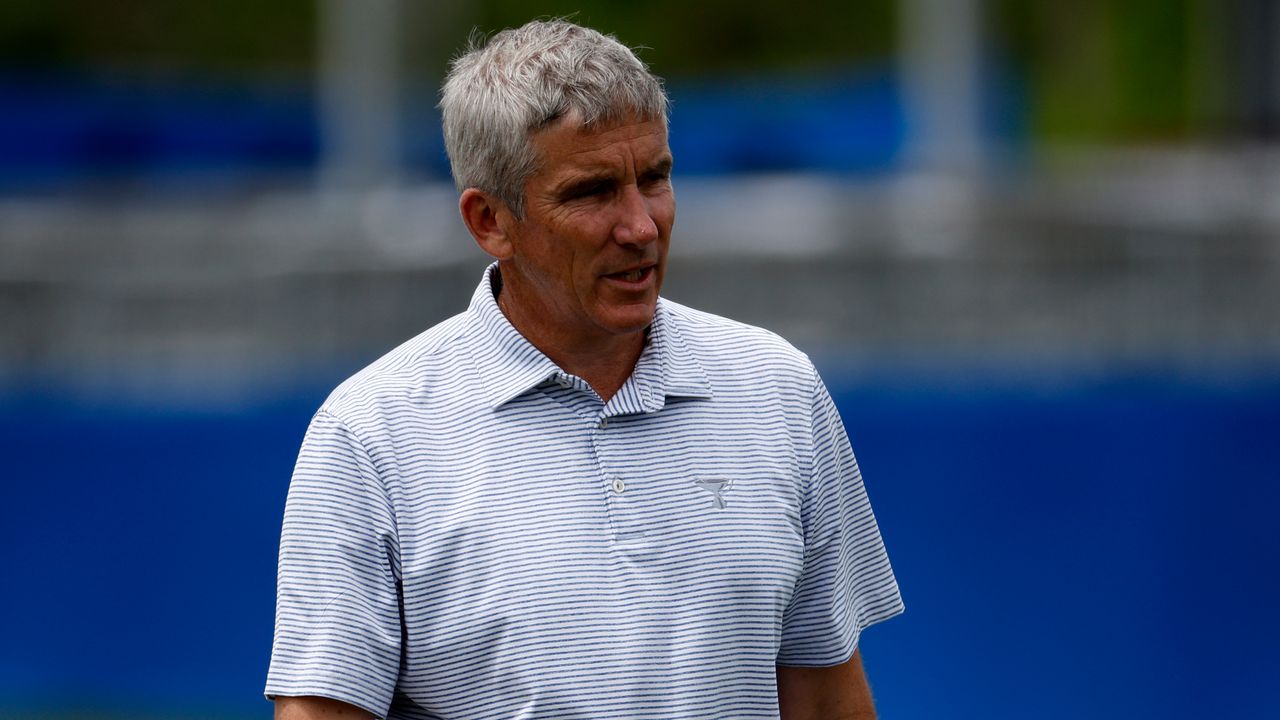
[2,1,1278,718]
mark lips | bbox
[604,265,655,284]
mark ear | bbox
[460,188,515,260]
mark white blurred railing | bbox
[2,147,1279,398]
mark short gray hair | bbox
[440,19,669,217]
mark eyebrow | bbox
[556,173,616,199]
[553,155,674,199]
[643,156,674,179]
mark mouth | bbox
[603,265,656,285]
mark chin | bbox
[600,305,657,335]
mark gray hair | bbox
[439,19,669,217]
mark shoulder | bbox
[659,297,817,378]
[318,310,477,423]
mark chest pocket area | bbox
[604,439,806,567]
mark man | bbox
[267,19,902,720]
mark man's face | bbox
[498,115,674,347]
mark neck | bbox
[497,291,646,403]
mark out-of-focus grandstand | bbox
[1,2,1277,719]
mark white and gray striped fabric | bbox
[266,264,903,719]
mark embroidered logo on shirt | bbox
[694,479,732,509]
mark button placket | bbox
[591,413,645,541]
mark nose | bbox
[613,185,659,247]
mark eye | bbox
[640,170,671,192]
[563,180,611,201]
[640,161,673,189]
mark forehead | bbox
[529,115,671,179]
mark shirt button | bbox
[611,477,626,494]
[598,418,609,429]
[557,377,572,388]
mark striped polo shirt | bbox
[266,264,903,719]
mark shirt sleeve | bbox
[265,409,402,716]
[777,369,904,666]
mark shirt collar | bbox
[466,263,712,410]
[640,299,714,405]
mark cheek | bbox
[654,197,676,233]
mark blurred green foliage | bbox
[468,0,895,75]
[0,0,316,75]
[992,0,1227,141]
[0,0,894,78]
[0,0,1239,142]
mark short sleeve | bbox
[777,370,904,666]
[265,410,402,716]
